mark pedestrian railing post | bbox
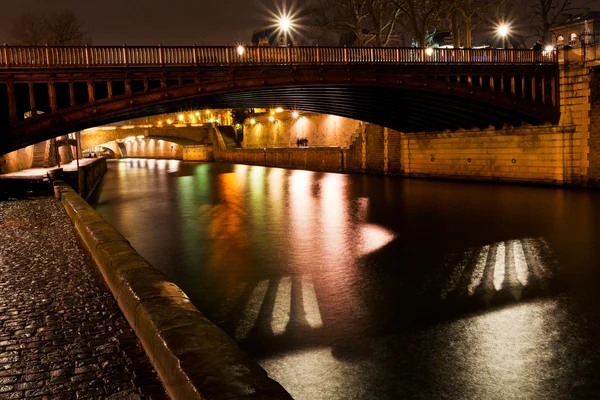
[85,44,90,67]
[45,44,51,67]
[123,44,128,67]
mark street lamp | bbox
[278,14,293,46]
[497,23,510,49]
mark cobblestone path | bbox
[0,198,168,399]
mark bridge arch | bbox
[0,46,560,155]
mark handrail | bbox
[0,45,558,68]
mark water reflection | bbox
[94,160,600,400]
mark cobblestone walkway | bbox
[0,198,168,399]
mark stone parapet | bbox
[58,184,292,400]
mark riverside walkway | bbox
[0,197,167,399]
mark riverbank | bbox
[0,197,167,399]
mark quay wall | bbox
[62,158,107,200]
[57,183,292,400]
[183,145,214,161]
[0,145,34,174]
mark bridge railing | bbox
[0,45,558,68]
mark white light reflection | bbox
[448,238,554,300]
[357,224,395,257]
[302,275,323,329]
[272,277,292,335]
[513,240,529,286]
[493,242,506,291]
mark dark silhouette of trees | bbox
[11,11,88,46]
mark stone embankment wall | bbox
[218,147,344,172]
[58,183,292,400]
[62,157,107,200]
[0,145,34,174]
[183,145,214,161]
[243,112,362,148]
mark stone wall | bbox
[63,158,108,200]
[216,147,344,172]
[243,112,362,148]
[0,145,34,174]
[121,139,184,159]
[183,145,214,162]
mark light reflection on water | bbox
[94,160,600,400]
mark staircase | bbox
[218,126,242,148]
[31,141,48,168]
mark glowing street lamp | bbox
[292,111,299,119]
[497,23,510,49]
[278,14,293,46]
[237,45,245,56]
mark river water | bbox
[93,159,600,400]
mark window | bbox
[570,32,578,45]
[557,35,564,45]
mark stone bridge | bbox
[0,45,560,155]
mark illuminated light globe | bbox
[292,111,299,118]
[237,45,245,56]
[425,48,434,56]
[279,16,291,32]
[498,24,509,38]
[250,119,256,124]
[269,116,275,122]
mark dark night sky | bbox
[0,0,273,45]
[1,0,600,46]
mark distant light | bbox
[195,111,200,117]
[425,47,434,56]
[270,110,276,115]
[157,121,163,126]
[189,114,194,119]
[178,114,184,121]
[250,118,256,124]
[167,119,173,124]
[292,111,299,118]
[275,107,283,113]
[269,116,275,122]
[237,45,245,56]
[545,45,554,52]
[137,135,144,139]
[205,110,211,114]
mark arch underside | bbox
[1,79,559,155]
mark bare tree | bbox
[456,0,513,48]
[10,11,88,46]
[46,12,87,45]
[11,13,46,45]
[529,0,577,42]
[364,0,402,46]
[393,0,448,47]
[305,0,403,46]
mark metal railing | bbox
[0,45,558,68]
